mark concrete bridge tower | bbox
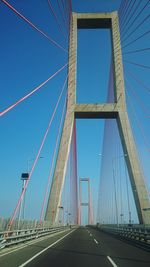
[45,12,150,225]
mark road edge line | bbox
[0,229,70,258]
[18,229,76,267]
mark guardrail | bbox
[94,224,150,249]
[0,225,71,250]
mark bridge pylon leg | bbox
[45,14,77,224]
[117,110,150,224]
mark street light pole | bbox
[18,156,44,229]
[18,173,29,229]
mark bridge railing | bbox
[0,217,56,231]
[95,224,150,249]
[0,218,75,250]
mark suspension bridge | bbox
[1,0,150,266]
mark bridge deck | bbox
[0,227,150,267]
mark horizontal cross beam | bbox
[81,203,89,206]
[75,103,118,119]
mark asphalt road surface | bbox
[0,227,150,267]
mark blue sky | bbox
[1,0,150,225]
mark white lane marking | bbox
[18,229,75,267]
[107,256,118,267]
[90,233,92,236]
[0,229,72,258]
[94,238,98,244]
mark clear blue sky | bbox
[1,0,150,225]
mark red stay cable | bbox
[57,0,68,33]
[72,121,78,224]
[68,0,72,15]
[0,63,68,117]
[1,0,67,53]
[47,0,68,40]
[6,75,67,232]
